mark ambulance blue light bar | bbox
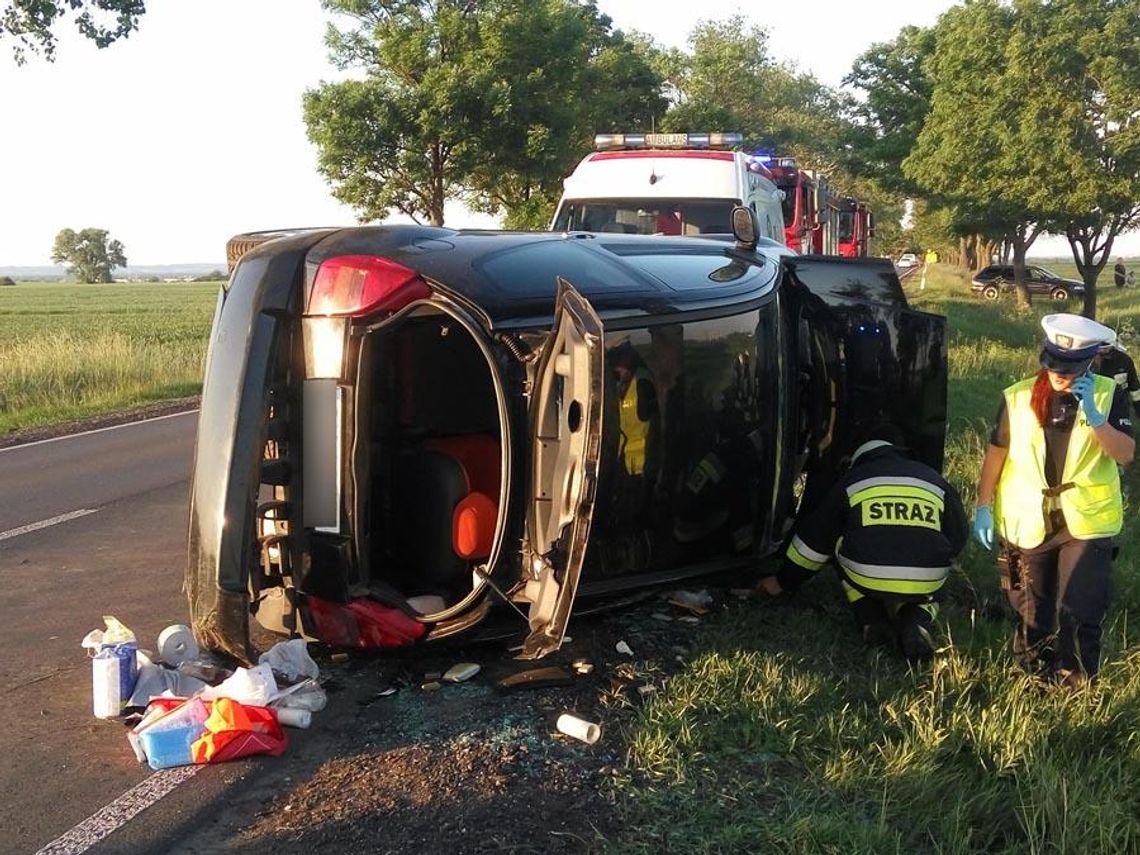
[594,132,743,151]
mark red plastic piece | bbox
[306,595,427,649]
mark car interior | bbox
[355,311,504,616]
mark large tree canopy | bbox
[51,227,126,283]
[2,0,145,63]
[304,0,664,229]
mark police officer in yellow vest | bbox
[758,423,969,663]
[975,314,1135,688]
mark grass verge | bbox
[0,281,220,434]
[608,265,1140,854]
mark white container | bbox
[92,652,121,719]
[275,707,312,729]
[556,713,601,745]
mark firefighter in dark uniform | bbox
[757,424,969,662]
[1092,331,1140,418]
[974,314,1134,688]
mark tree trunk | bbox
[430,143,445,226]
[1010,231,1032,310]
[1067,224,1116,321]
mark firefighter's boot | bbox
[897,603,936,664]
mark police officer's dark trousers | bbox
[1007,537,1113,679]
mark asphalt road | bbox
[0,412,204,854]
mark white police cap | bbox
[1039,313,1114,373]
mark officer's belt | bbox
[1041,481,1076,514]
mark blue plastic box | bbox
[140,723,203,770]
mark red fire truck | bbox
[765,157,874,257]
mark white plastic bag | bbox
[258,638,320,683]
[199,663,277,706]
[270,678,328,712]
[127,652,208,708]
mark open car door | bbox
[516,278,604,659]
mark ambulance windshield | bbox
[553,199,735,236]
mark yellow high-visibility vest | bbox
[995,375,1122,548]
[619,368,652,475]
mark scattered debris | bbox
[571,659,594,676]
[156,624,199,667]
[420,681,442,692]
[615,640,634,657]
[259,638,320,682]
[637,684,657,697]
[331,652,350,664]
[275,707,312,729]
[651,612,673,622]
[667,589,713,615]
[83,616,139,719]
[555,713,602,745]
[677,615,701,625]
[200,663,277,706]
[443,662,481,683]
[496,666,574,692]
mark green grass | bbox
[0,281,221,434]
[609,265,1140,854]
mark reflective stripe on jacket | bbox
[995,375,1122,548]
[779,446,969,599]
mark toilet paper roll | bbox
[556,713,601,745]
[156,624,199,667]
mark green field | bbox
[611,266,1140,853]
[0,281,221,434]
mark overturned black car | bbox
[187,215,947,662]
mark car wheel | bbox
[983,285,1000,300]
[1051,287,1069,301]
[226,231,302,272]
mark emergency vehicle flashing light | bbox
[594,132,743,151]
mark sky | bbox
[0,0,1133,265]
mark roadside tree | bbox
[51,227,126,283]
[1,0,145,63]
[904,1,1065,309]
[1035,0,1140,319]
[660,16,844,158]
[304,0,663,229]
[842,25,935,197]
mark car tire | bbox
[226,234,277,272]
[1050,287,1069,301]
[983,285,1000,300]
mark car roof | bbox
[305,226,782,325]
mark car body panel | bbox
[187,227,947,660]
[518,279,604,658]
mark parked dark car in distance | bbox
[187,223,948,663]
[970,264,1085,301]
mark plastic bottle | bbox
[274,707,312,729]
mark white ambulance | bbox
[550,132,785,241]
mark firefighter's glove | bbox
[973,506,995,551]
[1071,374,1107,427]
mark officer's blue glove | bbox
[1071,373,1107,427]
[973,506,995,551]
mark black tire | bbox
[1051,287,1069,301]
[226,233,279,272]
[983,285,1000,301]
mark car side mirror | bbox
[731,206,758,251]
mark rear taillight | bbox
[307,254,430,317]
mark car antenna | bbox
[473,564,530,622]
